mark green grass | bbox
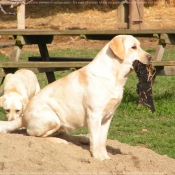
[0,47,175,159]
[109,73,175,157]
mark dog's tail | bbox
[0,117,24,133]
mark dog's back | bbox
[13,69,40,98]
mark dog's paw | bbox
[0,126,9,133]
[0,130,8,133]
[91,150,111,161]
[93,153,111,161]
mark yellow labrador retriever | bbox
[0,35,151,160]
[0,69,40,121]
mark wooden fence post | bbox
[17,2,25,29]
[117,0,144,29]
[129,0,144,29]
[10,1,25,62]
[117,0,129,29]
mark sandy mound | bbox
[0,132,174,175]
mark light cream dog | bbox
[0,69,40,121]
[0,35,151,160]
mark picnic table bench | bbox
[0,29,175,83]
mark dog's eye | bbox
[16,110,20,113]
[132,46,137,49]
[5,109,10,113]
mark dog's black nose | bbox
[147,54,152,62]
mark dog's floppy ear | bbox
[22,98,28,111]
[109,36,125,60]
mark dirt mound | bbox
[0,132,174,175]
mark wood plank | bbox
[28,56,93,62]
[10,44,23,61]
[0,62,89,68]
[1,61,175,77]
[28,57,175,68]
[0,68,71,78]
[154,43,166,61]
[0,29,175,36]
[154,66,175,76]
[0,61,175,68]
[84,34,153,40]
[159,34,175,45]
[129,0,144,29]
[0,60,175,67]
[0,42,15,48]
[117,2,129,29]
[1,29,175,40]
[152,61,175,66]
[157,66,175,75]
[17,3,25,29]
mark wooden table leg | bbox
[38,43,56,83]
[154,42,166,61]
[0,42,21,78]
[10,44,23,61]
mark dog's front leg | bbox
[100,117,113,160]
[87,112,104,160]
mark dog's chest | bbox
[103,97,122,118]
[101,83,125,120]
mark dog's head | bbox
[109,35,152,65]
[0,93,28,121]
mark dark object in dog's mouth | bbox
[133,60,156,113]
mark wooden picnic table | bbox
[0,29,175,83]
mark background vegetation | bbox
[1,0,174,17]
[0,47,175,159]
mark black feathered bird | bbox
[133,60,156,113]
